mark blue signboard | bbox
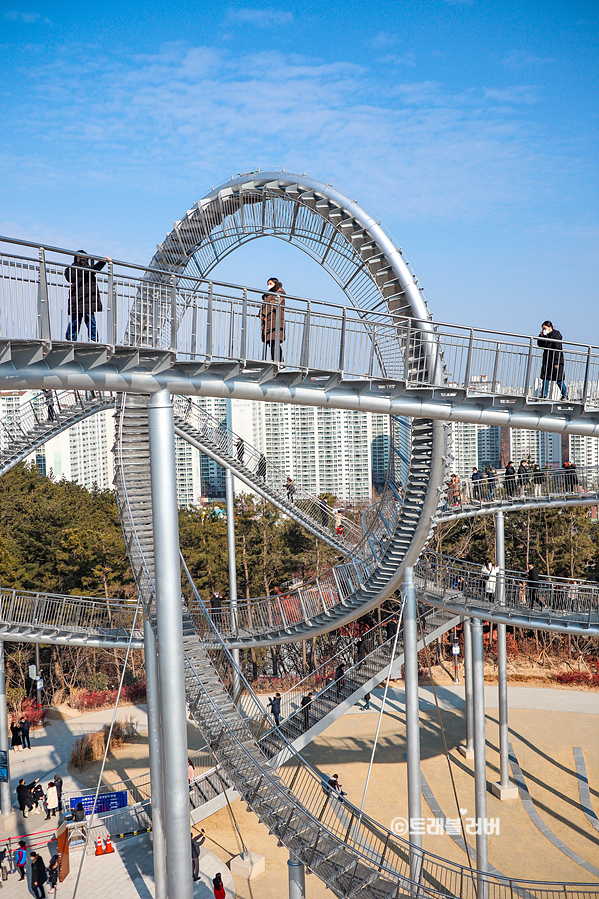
[69,791,127,815]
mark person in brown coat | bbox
[260,278,286,362]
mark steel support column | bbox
[460,617,474,759]
[0,642,11,817]
[144,615,167,899]
[471,617,488,895]
[492,510,518,800]
[403,567,422,881]
[288,852,306,899]
[148,389,193,899]
[35,643,42,709]
[225,467,240,697]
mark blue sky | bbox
[1,0,598,342]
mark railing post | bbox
[169,275,177,353]
[191,296,198,358]
[492,344,500,394]
[106,261,117,348]
[275,294,282,364]
[404,318,411,382]
[300,303,311,369]
[463,329,474,390]
[240,289,247,362]
[37,247,51,344]
[582,346,591,406]
[206,284,213,359]
[338,307,346,373]
[524,337,534,399]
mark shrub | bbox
[20,698,45,728]
[69,681,146,712]
[70,717,139,770]
[555,671,599,687]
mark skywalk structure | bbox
[1,171,598,898]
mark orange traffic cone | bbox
[95,837,104,856]
[104,834,115,854]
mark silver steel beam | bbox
[461,617,474,759]
[471,617,489,895]
[495,512,509,790]
[144,616,167,899]
[3,360,599,437]
[402,567,423,881]
[148,389,193,899]
[287,852,306,899]
[225,465,240,697]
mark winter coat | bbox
[537,329,565,382]
[46,784,59,811]
[10,724,22,747]
[31,855,47,886]
[64,256,106,316]
[481,564,498,594]
[260,287,286,343]
[16,780,36,811]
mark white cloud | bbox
[502,50,551,70]
[4,10,40,22]
[2,42,581,233]
[226,7,293,27]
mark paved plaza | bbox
[0,687,597,896]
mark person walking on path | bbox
[301,692,313,730]
[210,591,222,628]
[487,467,497,501]
[64,251,110,342]
[260,278,286,362]
[43,389,56,422]
[362,692,371,710]
[481,560,498,601]
[15,840,27,880]
[286,476,296,503]
[47,855,59,895]
[30,850,47,898]
[504,461,517,498]
[213,872,226,899]
[537,321,568,400]
[526,563,545,609]
[257,453,267,481]
[268,692,281,727]
[53,774,63,808]
[236,437,244,465]
[327,774,347,798]
[471,466,483,502]
[19,716,31,749]
[517,460,530,496]
[11,720,23,752]
[333,664,345,701]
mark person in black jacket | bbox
[64,251,110,342]
[526,563,545,609]
[19,716,31,749]
[268,692,281,727]
[537,321,567,400]
[504,461,517,498]
[30,850,47,898]
[16,778,38,817]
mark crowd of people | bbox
[12,839,59,897]
[445,459,581,510]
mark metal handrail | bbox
[2,242,599,408]
[441,465,599,515]
[172,396,363,552]
[417,553,599,625]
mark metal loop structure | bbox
[0,171,598,894]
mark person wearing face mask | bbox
[537,321,567,400]
[260,278,286,362]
